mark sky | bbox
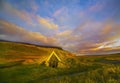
[0,0,120,55]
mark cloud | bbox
[37,16,58,29]
[27,0,39,13]
[53,7,66,17]
[0,2,35,25]
[56,29,82,52]
[74,21,120,54]
[56,20,120,54]
[97,38,120,50]
[56,30,72,37]
[0,1,59,35]
[0,20,59,46]
[101,24,112,36]
[0,0,120,55]
[89,39,120,55]
[88,1,104,12]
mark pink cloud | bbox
[89,2,104,12]
[53,7,66,17]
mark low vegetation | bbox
[0,41,120,83]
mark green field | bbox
[0,41,120,83]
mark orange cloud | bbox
[2,2,59,30]
[101,24,112,36]
[37,16,58,29]
[77,38,120,55]
[0,20,59,46]
[56,30,72,37]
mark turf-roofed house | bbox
[46,51,61,68]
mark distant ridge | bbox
[0,39,63,50]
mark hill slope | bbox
[0,41,75,64]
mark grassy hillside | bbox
[0,41,74,64]
[0,41,120,83]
